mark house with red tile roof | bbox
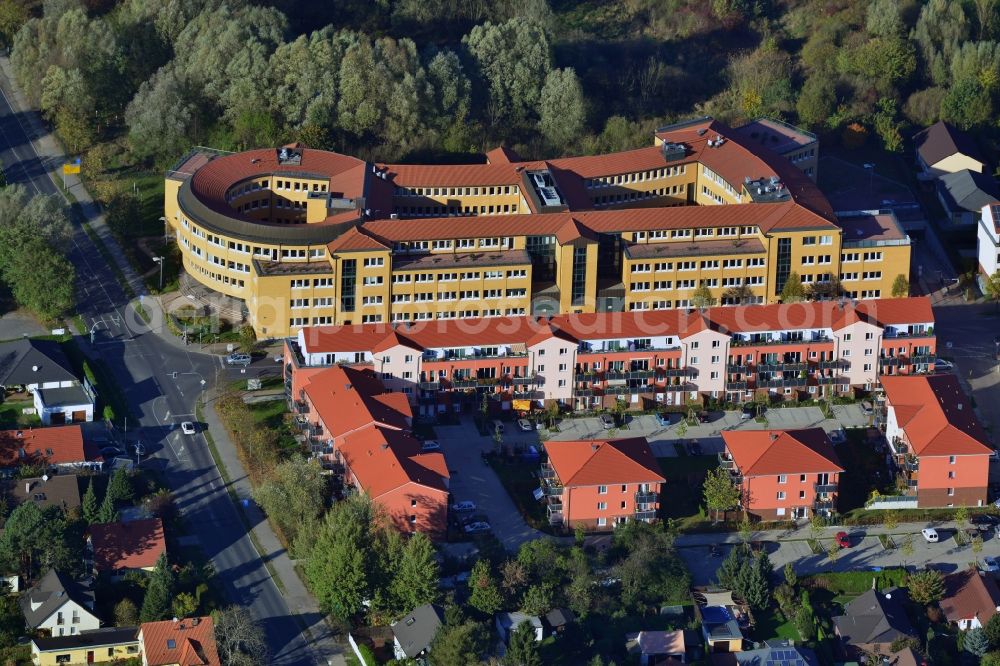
[284,297,935,414]
[138,616,219,666]
[880,374,993,508]
[540,438,665,530]
[0,425,96,472]
[941,569,1000,630]
[89,518,165,577]
[720,428,843,521]
[295,364,449,537]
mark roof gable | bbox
[881,375,991,457]
[941,569,1000,624]
[915,121,984,168]
[20,569,96,629]
[544,438,665,487]
[723,428,843,476]
[89,518,166,572]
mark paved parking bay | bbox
[433,417,550,550]
[546,404,869,456]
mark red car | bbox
[835,531,851,548]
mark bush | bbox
[356,643,376,666]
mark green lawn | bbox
[751,606,800,643]
[489,457,550,532]
[0,399,39,427]
[657,455,718,530]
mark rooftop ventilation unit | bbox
[661,142,686,162]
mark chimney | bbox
[770,432,778,442]
[24,482,30,494]
[192,617,200,626]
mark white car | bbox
[921,528,939,543]
[517,418,533,432]
[463,521,491,534]
[420,440,441,452]
[451,501,476,513]
[983,556,1000,573]
[180,422,197,435]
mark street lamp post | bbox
[152,256,164,290]
[159,216,168,244]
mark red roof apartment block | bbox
[139,616,220,666]
[721,428,843,521]
[89,518,166,575]
[881,374,993,507]
[540,438,664,530]
[298,365,449,537]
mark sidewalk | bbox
[201,388,346,665]
[675,519,966,547]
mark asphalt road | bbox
[0,79,322,663]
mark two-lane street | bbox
[0,62,325,664]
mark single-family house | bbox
[390,603,443,661]
[544,608,575,635]
[540,437,665,530]
[138,616,220,666]
[712,641,819,666]
[20,569,99,636]
[914,121,987,178]
[936,169,1000,227]
[31,627,140,666]
[881,374,993,508]
[0,426,98,474]
[833,588,916,658]
[940,568,1000,630]
[720,428,843,521]
[89,518,166,577]
[495,612,543,644]
[3,474,80,513]
[625,629,685,665]
[700,605,744,653]
[0,339,94,425]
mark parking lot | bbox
[546,404,869,456]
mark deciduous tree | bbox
[908,568,945,605]
[538,67,586,148]
[252,456,325,552]
[780,272,805,303]
[388,532,439,614]
[892,274,910,298]
[214,605,269,666]
[703,468,741,521]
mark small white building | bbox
[495,612,543,644]
[0,339,94,425]
[978,203,1000,280]
[20,569,100,636]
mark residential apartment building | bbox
[720,428,843,521]
[539,437,664,530]
[879,374,993,508]
[283,297,936,413]
[977,203,1000,279]
[297,364,450,537]
[165,117,911,339]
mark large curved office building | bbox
[164,117,911,338]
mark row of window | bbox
[392,238,516,253]
[584,165,687,189]
[394,185,520,197]
[393,204,521,217]
[592,187,684,206]
[390,308,526,322]
[842,252,883,262]
[392,269,526,283]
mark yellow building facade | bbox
[164,119,910,339]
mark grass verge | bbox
[197,400,286,595]
[61,337,133,422]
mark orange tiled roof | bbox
[722,428,843,476]
[327,226,389,253]
[485,146,522,164]
[139,617,219,666]
[302,366,411,440]
[881,374,992,457]
[544,437,664,487]
[297,297,934,355]
[90,518,165,572]
[338,424,449,497]
[0,425,87,467]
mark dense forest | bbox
[4,0,1000,171]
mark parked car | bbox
[463,521,491,534]
[983,556,1000,573]
[933,359,954,372]
[741,404,762,420]
[180,422,197,435]
[921,528,939,543]
[420,440,441,452]
[655,412,672,427]
[226,353,251,366]
[600,413,616,429]
[696,410,714,423]
[971,514,999,531]
[861,400,874,416]
[835,531,851,548]
[517,418,534,432]
[451,501,476,513]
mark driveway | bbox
[434,417,549,551]
[0,309,46,340]
[546,404,869,456]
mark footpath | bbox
[675,519,967,547]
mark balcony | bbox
[903,457,919,471]
[512,376,536,386]
[757,377,807,388]
[814,500,834,511]
[726,381,750,391]
[878,357,900,367]
[718,453,736,470]
[732,335,830,347]
[635,509,657,521]
[542,485,564,496]
[907,479,919,489]
[726,364,749,373]
[539,463,556,480]
[451,379,477,389]
[635,491,658,504]
[547,503,564,523]
[758,362,808,372]
[910,354,936,365]
[418,381,440,391]
[817,376,843,385]
[660,367,691,377]
[814,483,838,493]
[818,360,845,369]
